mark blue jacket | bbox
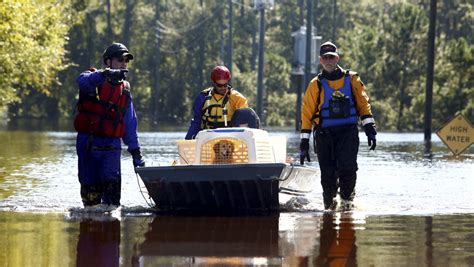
[76,70,140,152]
[185,93,207,140]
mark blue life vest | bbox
[319,74,358,128]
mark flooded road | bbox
[0,130,473,266]
[1,212,473,266]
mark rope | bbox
[135,171,155,208]
[278,163,295,181]
[178,152,190,165]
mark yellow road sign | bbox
[436,113,474,155]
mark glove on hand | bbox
[363,123,377,150]
[129,148,145,168]
[299,138,311,165]
[102,68,128,82]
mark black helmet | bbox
[102,43,134,64]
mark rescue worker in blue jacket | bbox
[74,43,145,209]
[300,41,377,211]
[185,66,248,139]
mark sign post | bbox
[436,114,474,156]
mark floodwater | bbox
[0,129,473,266]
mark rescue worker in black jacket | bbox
[300,41,377,210]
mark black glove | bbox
[129,148,145,168]
[363,123,377,150]
[299,138,311,165]
[102,68,128,82]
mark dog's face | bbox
[213,140,235,163]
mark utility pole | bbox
[253,0,274,124]
[256,2,266,124]
[251,14,258,71]
[152,2,161,123]
[304,0,313,87]
[292,0,320,131]
[228,0,233,73]
[332,0,337,41]
[197,1,205,88]
[220,12,225,64]
[106,0,113,42]
[295,0,305,131]
[299,0,304,25]
[424,0,437,158]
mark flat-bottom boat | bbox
[135,128,318,212]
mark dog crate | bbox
[176,140,196,164]
[176,128,286,165]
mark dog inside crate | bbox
[212,139,235,164]
[199,138,248,164]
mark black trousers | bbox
[315,124,359,203]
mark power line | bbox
[231,0,253,10]
[155,3,224,36]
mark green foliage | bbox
[3,0,473,131]
[266,91,297,126]
[0,0,70,113]
[432,37,474,127]
[232,70,257,106]
[343,1,433,131]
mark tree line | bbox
[1,0,472,131]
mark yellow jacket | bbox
[301,67,374,135]
[201,88,248,129]
[186,87,248,139]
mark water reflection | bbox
[133,215,282,266]
[0,212,473,266]
[315,213,357,266]
[76,218,120,267]
[130,213,361,266]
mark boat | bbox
[133,215,282,265]
[135,128,318,212]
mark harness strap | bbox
[316,71,357,124]
[202,88,231,128]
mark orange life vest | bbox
[74,80,130,137]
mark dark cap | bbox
[103,43,134,64]
[113,51,134,60]
[320,41,338,56]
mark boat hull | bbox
[135,163,317,212]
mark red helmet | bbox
[211,66,231,82]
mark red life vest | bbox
[74,80,130,137]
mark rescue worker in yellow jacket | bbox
[300,41,377,210]
[185,66,248,139]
